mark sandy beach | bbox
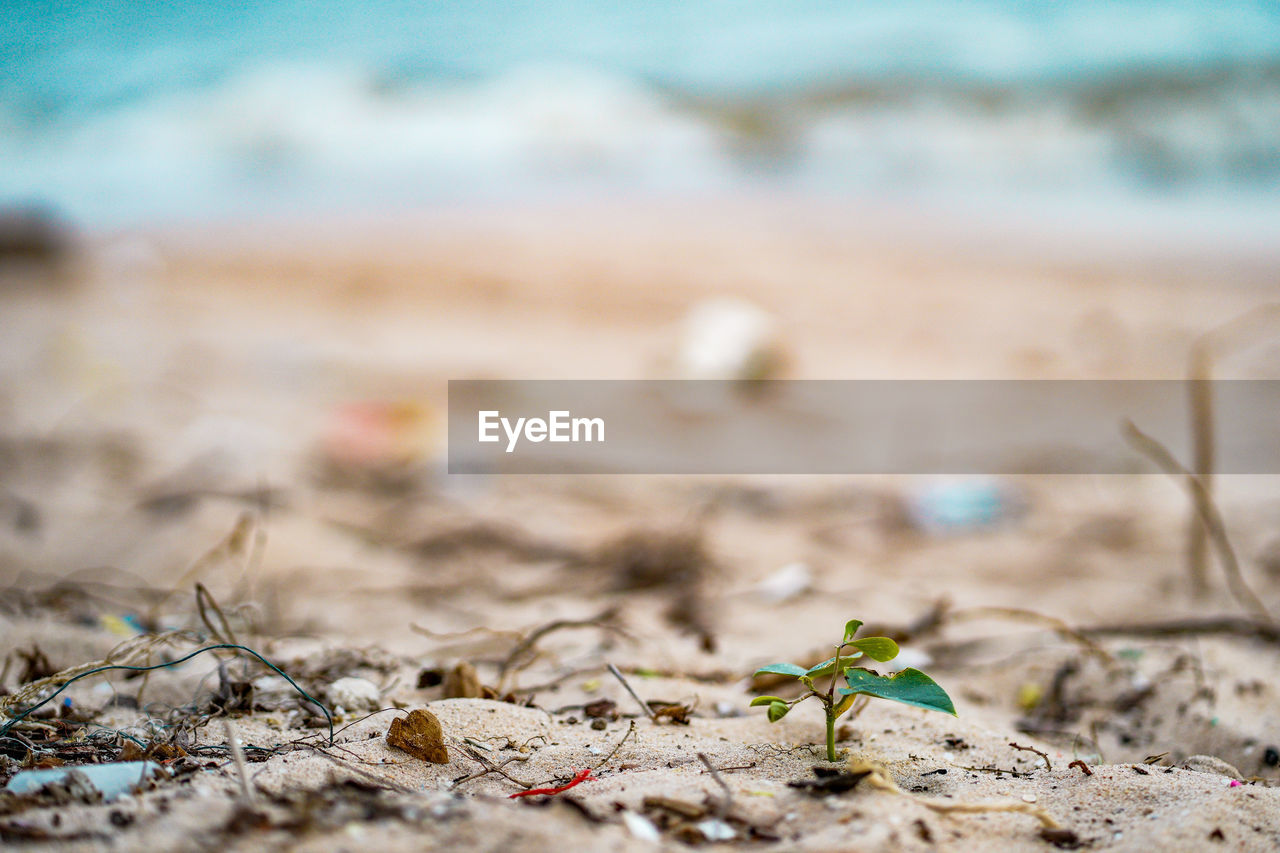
[2,197,1279,850]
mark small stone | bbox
[443,662,483,699]
[590,718,607,731]
[1040,827,1081,848]
[1180,755,1244,779]
[386,709,449,764]
[326,677,380,712]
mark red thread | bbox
[508,768,592,798]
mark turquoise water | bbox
[3,1,1280,224]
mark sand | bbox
[2,197,1279,851]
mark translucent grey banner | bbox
[447,380,1280,475]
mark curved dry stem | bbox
[0,629,193,715]
[853,758,1063,830]
[944,606,1113,663]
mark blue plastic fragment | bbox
[3,761,162,801]
[907,479,1018,533]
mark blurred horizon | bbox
[3,0,1280,228]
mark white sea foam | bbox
[0,62,734,222]
[2,0,1279,225]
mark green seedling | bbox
[751,618,956,761]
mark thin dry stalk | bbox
[1123,420,1272,622]
[149,513,256,628]
[1186,303,1280,596]
[607,662,657,721]
[853,759,1064,831]
[697,752,733,819]
[196,582,240,646]
[495,609,622,692]
[224,720,254,804]
[1079,615,1280,643]
[943,606,1113,663]
[592,720,637,772]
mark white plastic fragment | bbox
[4,761,162,802]
[622,810,662,843]
[753,562,812,603]
[326,677,381,712]
[676,297,781,380]
[713,700,742,718]
[885,646,932,672]
[696,818,737,841]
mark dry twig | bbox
[592,720,637,772]
[698,752,734,819]
[1008,741,1052,772]
[607,663,656,721]
[495,609,623,692]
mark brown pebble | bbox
[443,662,483,699]
[386,709,449,763]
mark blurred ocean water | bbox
[2,0,1279,225]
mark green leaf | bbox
[749,695,787,707]
[767,701,790,722]
[842,619,864,643]
[754,662,807,678]
[847,637,899,662]
[804,653,863,679]
[839,667,957,716]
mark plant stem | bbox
[828,644,842,704]
[825,708,837,762]
[824,641,845,761]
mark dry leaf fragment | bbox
[650,703,691,725]
[118,740,146,762]
[584,699,619,720]
[386,709,449,764]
